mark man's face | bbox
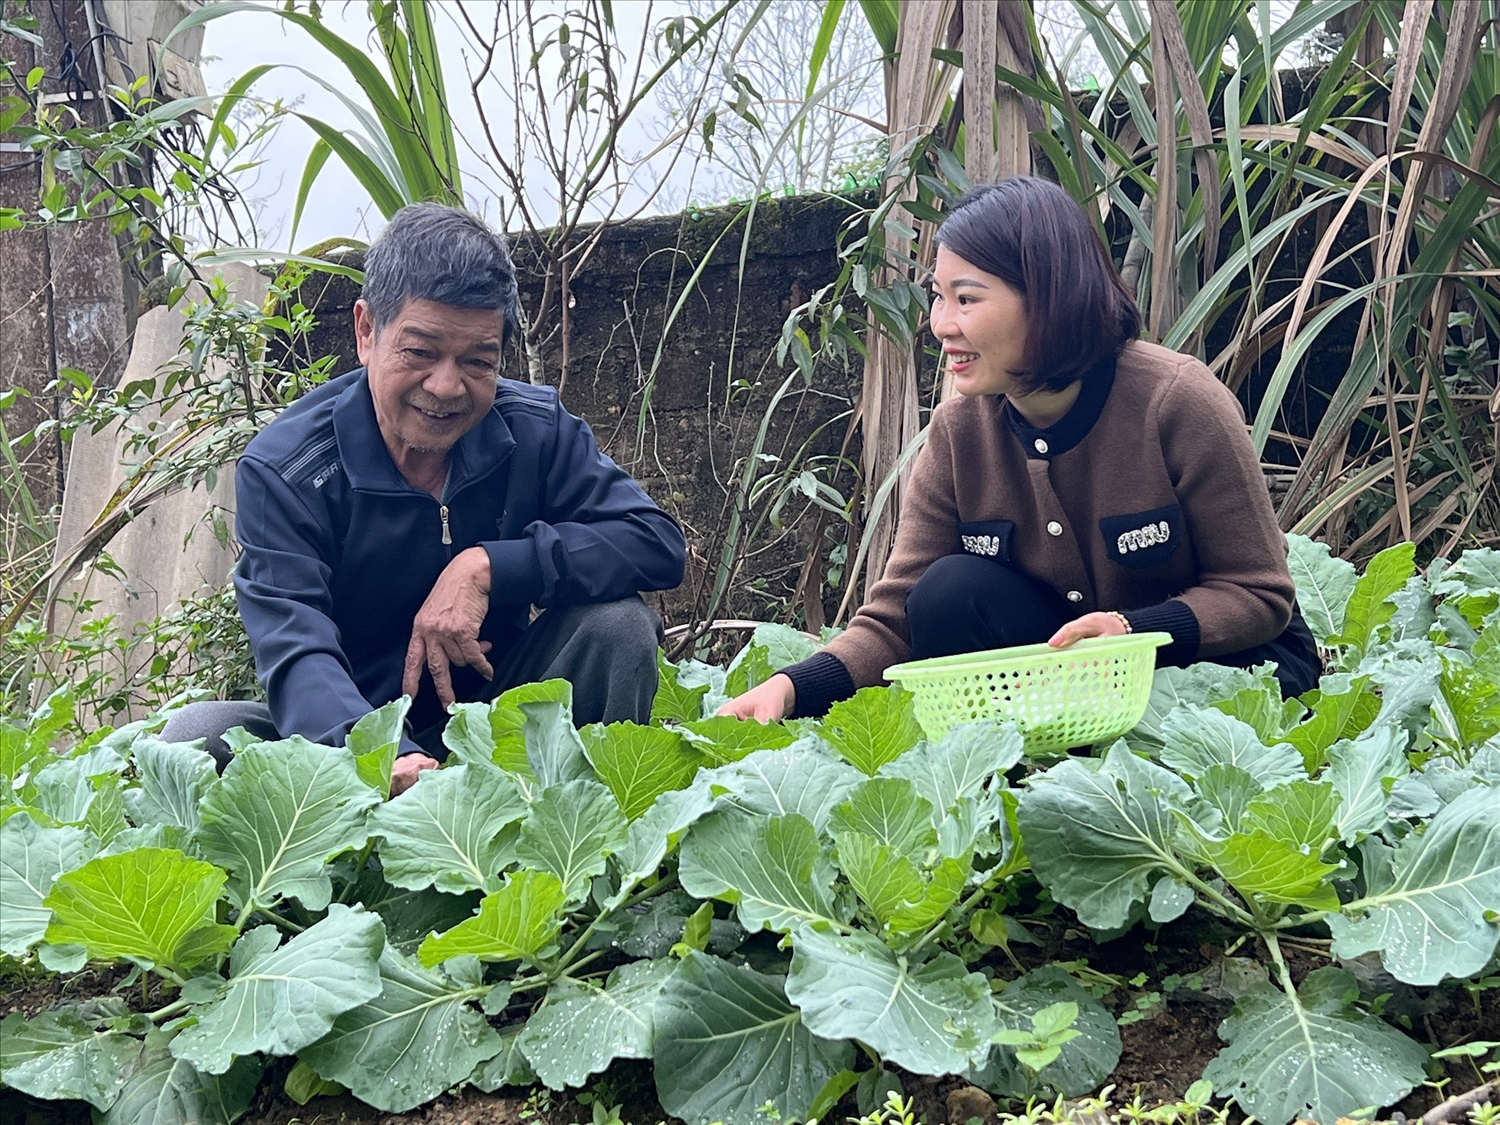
[354,297,507,459]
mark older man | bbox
[163,204,686,794]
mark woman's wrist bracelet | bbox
[1107,610,1133,634]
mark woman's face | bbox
[929,244,1030,398]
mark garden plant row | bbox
[1,534,1498,1125]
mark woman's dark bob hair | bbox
[935,177,1141,393]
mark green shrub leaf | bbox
[1211,668,1302,745]
[519,959,676,1089]
[368,762,525,894]
[1337,542,1417,652]
[0,1002,144,1109]
[582,722,706,819]
[678,715,796,762]
[1241,780,1340,852]
[298,942,501,1113]
[197,736,379,911]
[653,951,852,1125]
[121,739,218,833]
[471,1027,535,1091]
[697,741,860,831]
[988,967,1121,1096]
[1287,535,1358,644]
[821,686,924,775]
[1329,787,1500,984]
[1149,875,1195,923]
[43,847,228,972]
[886,856,967,934]
[1130,664,1259,749]
[679,810,842,933]
[1280,675,1381,772]
[611,782,718,890]
[169,903,385,1074]
[418,869,565,967]
[1203,967,1427,1125]
[0,813,95,957]
[787,926,994,1074]
[94,1028,262,1125]
[1017,743,1192,930]
[1193,764,1260,834]
[345,862,480,955]
[520,698,595,792]
[878,720,1023,817]
[1160,708,1305,788]
[652,650,711,723]
[1327,726,1409,843]
[444,680,574,777]
[828,777,937,856]
[1195,830,1339,910]
[835,831,926,926]
[348,697,410,798]
[515,778,629,902]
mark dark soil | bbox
[2,962,135,1020]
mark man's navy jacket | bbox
[233,368,687,755]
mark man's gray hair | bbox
[362,202,520,342]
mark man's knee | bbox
[553,598,662,725]
[572,597,663,657]
[158,700,276,772]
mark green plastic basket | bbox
[884,632,1173,751]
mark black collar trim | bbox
[1003,354,1117,459]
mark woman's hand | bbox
[717,672,797,722]
[1048,611,1130,649]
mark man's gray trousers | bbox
[160,597,662,768]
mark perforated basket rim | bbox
[883,631,1173,683]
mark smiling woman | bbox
[721,176,1321,723]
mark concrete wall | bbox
[47,263,266,721]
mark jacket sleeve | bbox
[479,402,687,607]
[811,408,963,693]
[1126,358,1294,657]
[234,455,428,756]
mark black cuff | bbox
[781,651,856,718]
[1122,599,1201,667]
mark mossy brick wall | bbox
[276,194,868,631]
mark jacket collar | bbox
[1002,353,1117,460]
[332,368,517,494]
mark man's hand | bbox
[403,546,494,708]
[717,672,797,722]
[1048,611,1130,649]
[390,752,439,796]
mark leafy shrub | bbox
[1,538,1497,1125]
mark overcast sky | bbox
[197,0,1307,252]
[198,1,741,249]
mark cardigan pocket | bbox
[1099,504,1182,569]
[957,519,1015,562]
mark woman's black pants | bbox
[904,553,1320,699]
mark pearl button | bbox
[1047,521,1063,536]
[1034,438,1049,454]
[1066,590,1083,602]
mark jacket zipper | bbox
[438,464,454,548]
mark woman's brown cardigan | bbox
[786,339,1296,714]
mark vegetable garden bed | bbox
[2,535,1497,1125]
